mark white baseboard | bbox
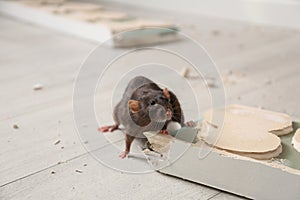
[0,1,112,43]
[0,1,179,47]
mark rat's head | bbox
[128,85,173,126]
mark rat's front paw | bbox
[119,151,129,159]
[98,126,109,132]
[159,130,169,135]
[98,125,119,132]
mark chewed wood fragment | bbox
[180,67,189,78]
[292,129,300,153]
[205,121,218,129]
[54,140,61,145]
[33,83,43,90]
[201,105,292,159]
[13,124,19,129]
[143,149,163,158]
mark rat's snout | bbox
[166,109,172,120]
[149,105,172,122]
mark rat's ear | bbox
[163,88,171,100]
[128,100,140,113]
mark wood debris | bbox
[211,30,220,36]
[4,0,179,47]
[13,124,19,129]
[54,140,61,145]
[200,105,293,160]
[33,83,43,90]
[180,67,190,78]
[292,129,300,153]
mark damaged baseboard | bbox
[0,0,179,47]
[143,105,300,200]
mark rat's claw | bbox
[186,121,196,127]
[160,130,169,135]
[98,126,109,132]
[98,125,119,133]
[119,151,129,159]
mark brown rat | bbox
[99,76,185,158]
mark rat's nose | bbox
[166,109,172,119]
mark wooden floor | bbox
[1,2,300,199]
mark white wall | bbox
[104,0,300,29]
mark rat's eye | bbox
[159,96,168,102]
[150,100,156,105]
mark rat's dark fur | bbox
[100,76,184,158]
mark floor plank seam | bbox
[0,138,124,188]
[0,162,58,188]
[207,191,222,200]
